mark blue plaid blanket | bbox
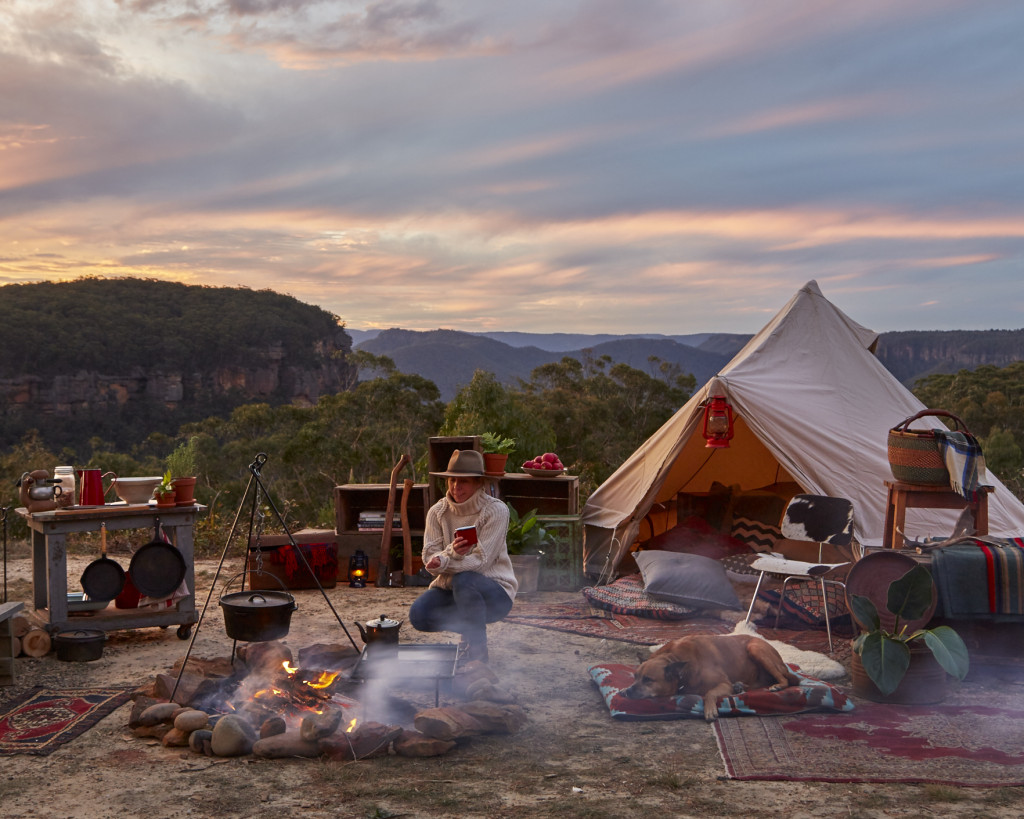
[933,429,989,501]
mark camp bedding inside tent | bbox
[581,280,1024,582]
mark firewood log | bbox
[21,628,51,658]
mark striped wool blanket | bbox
[931,537,1024,618]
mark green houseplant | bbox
[505,504,557,595]
[166,436,199,506]
[152,471,176,508]
[849,563,969,700]
[480,433,516,476]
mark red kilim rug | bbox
[0,686,132,756]
[715,702,1024,785]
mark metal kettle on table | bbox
[17,470,63,513]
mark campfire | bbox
[129,640,526,759]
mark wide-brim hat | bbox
[430,449,488,478]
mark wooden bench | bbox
[1,601,26,686]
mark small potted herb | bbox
[152,471,176,508]
[480,433,516,476]
[166,436,199,505]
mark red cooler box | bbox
[247,529,339,590]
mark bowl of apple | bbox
[521,453,565,476]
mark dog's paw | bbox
[768,682,788,692]
[703,701,720,721]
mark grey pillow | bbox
[634,550,742,610]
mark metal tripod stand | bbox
[170,453,359,701]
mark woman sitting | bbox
[408,450,517,663]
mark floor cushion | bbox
[635,550,743,610]
[582,574,697,620]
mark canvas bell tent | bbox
[581,280,1024,580]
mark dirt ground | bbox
[2,552,1024,819]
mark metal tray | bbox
[349,642,459,682]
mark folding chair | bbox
[744,494,856,652]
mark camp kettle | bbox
[77,469,117,506]
[355,614,402,652]
[17,470,63,513]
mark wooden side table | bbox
[882,481,992,549]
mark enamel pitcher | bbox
[77,469,117,506]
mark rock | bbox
[300,707,343,741]
[154,672,204,706]
[132,724,171,740]
[319,722,401,760]
[239,641,292,674]
[189,729,214,756]
[260,716,287,739]
[211,714,258,757]
[128,696,161,729]
[413,706,486,741]
[465,679,517,703]
[162,727,191,747]
[252,732,321,759]
[174,709,211,732]
[138,702,179,726]
[393,729,456,758]
[461,701,528,734]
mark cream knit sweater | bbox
[422,489,517,600]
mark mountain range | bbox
[352,327,1024,401]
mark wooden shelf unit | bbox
[496,473,580,517]
[333,483,430,577]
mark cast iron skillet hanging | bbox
[129,519,187,599]
[79,523,126,602]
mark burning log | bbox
[393,729,457,758]
[297,642,361,671]
[319,722,402,760]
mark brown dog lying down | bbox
[621,634,800,721]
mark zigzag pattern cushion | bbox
[582,574,697,620]
[730,516,781,552]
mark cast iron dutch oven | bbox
[219,587,297,642]
[54,629,106,662]
[79,523,126,602]
[128,520,186,599]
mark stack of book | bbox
[357,510,402,531]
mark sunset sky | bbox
[3,1,1023,335]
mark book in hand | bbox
[455,526,478,545]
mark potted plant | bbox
[849,564,969,703]
[166,436,199,506]
[152,471,177,508]
[505,504,557,594]
[480,433,516,476]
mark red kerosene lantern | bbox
[349,549,369,588]
[701,382,735,448]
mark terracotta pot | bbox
[172,476,197,506]
[850,645,948,704]
[154,491,176,509]
[482,453,508,476]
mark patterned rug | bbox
[506,596,850,664]
[505,597,731,645]
[0,687,133,756]
[715,702,1024,785]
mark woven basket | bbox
[887,409,968,486]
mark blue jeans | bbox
[408,572,513,647]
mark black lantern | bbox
[349,549,369,588]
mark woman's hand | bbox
[451,534,475,556]
[426,555,441,570]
